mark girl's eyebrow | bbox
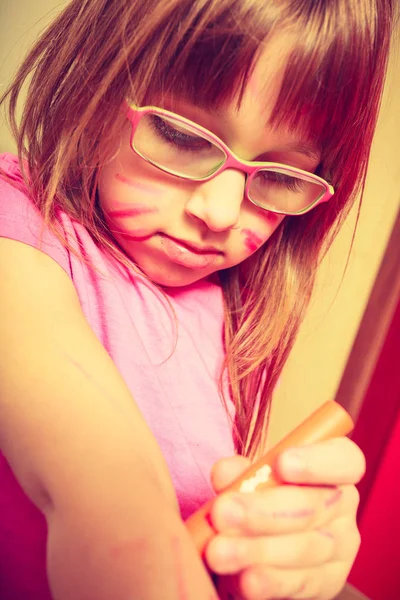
[274,141,320,161]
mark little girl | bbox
[0,0,395,599]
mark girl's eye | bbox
[150,115,212,152]
[258,170,307,193]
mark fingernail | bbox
[222,496,245,526]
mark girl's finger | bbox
[205,528,336,574]
[328,513,361,563]
[222,561,349,600]
[206,509,360,575]
[210,484,345,536]
[275,437,366,486]
[211,456,252,493]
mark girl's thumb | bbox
[210,455,251,493]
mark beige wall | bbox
[269,45,400,445]
[0,2,68,154]
[1,2,399,446]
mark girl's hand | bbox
[206,437,365,600]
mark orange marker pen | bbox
[186,400,353,556]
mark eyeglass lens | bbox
[133,113,325,213]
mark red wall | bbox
[348,300,400,599]
[349,410,400,599]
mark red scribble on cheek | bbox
[115,172,165,196]
[115,172,136,186]
[257,209,282,225]
[241,228,265,253]
[108,204,159,218]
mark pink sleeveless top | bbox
[0,154,235,599]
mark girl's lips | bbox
[159,234,222,270]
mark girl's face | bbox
[98,47,320,287]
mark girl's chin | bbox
[138,263,216,287]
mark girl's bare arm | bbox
[0,238,218,600]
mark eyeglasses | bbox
[125,102,334,216]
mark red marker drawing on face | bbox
[108,204,159,218]
[241,228,264,253]
[257,209,281,224]
[115,172,165,196]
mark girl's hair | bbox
[1,0,395,459]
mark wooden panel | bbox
[335,210,400,421]
[351,295,400,517]
[336,583,370,600]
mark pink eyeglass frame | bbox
[124,102,335,216]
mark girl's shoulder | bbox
[0,152,25,186]
[0,153,130,285]
[0,152,71,275]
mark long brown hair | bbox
[1,0,395,458]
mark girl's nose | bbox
[185,169,246,232]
